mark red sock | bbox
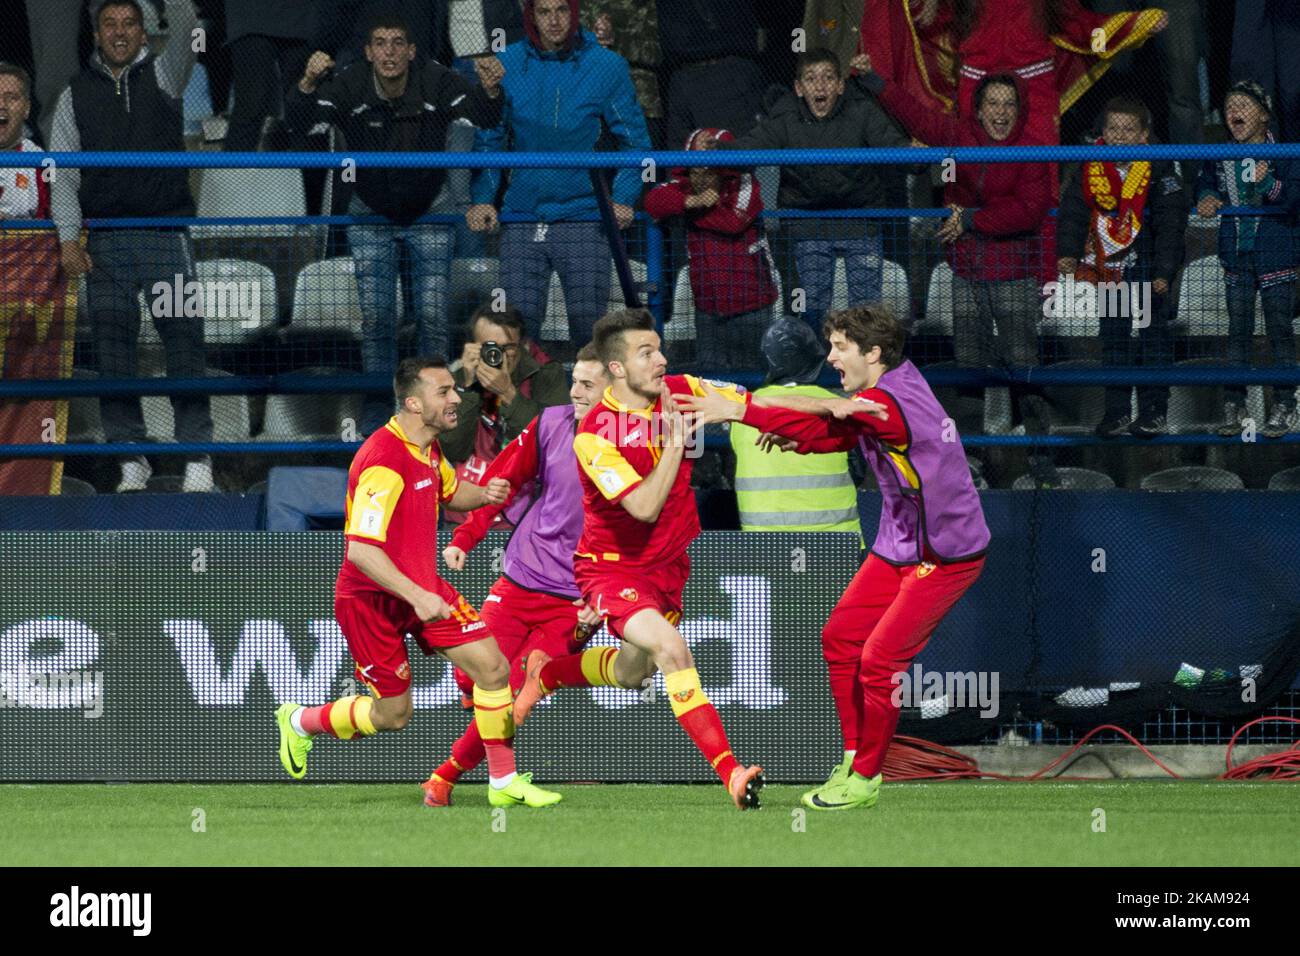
[299,704,328,735]
[539,652,592,692]
[678,704,740,784]
[436,721,485,782]
[826,658,862,751]
[484,736,516,780]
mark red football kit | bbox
[572,374,746,636]
[335,417,486,697]
[743,390,985,781]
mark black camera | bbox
[480,341,505,368]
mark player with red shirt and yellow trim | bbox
[274,355,562,808]
[511,309,767,810]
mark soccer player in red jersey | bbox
[422,346,609,806]
[683,305,989,811]
[274,356,562,808]
[511,309,767,809]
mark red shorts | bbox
[574,553,689,639]
[334,582,486,697]
[454,576,591,695]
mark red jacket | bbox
[644,129,778,317]
[867,73,1050,282]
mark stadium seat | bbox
[135,259,276,346]
[1175,256,1271,336]
[1166,357,1265,434]
[1040,276,1100,337]
[1011,467,1115,490]
[1040,359,1106,434]
[667,265,695,342]
[265,466,348,531]
[290,257,363,334]
[1267,466,1300,490]
[1139,466,1244,491]
[142,368,251,443]
[191,167,308,240]
[830,257,910,324]
[255,369,362,441]
[58,476,97,496]
[923,261,954,336]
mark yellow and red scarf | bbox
[1081,141,1150,277]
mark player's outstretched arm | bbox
[445,477,511,512]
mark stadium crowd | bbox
[0,0,1298,503]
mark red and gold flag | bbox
[0,228,78,495]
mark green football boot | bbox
[275,702,313,780]
[804,771,882,811]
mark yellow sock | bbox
[327,695,377,739]
[472,684,515,742]
[664,667,710,717]
[540,646,622,693]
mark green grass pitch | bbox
[4,781,1296,866]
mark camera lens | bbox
[481,342,505,368]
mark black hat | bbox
[762,318,825,385]
[1226,79,1274,118]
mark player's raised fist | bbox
[849,53,872,75]
[483,477,511,504]
[443,545,467,570]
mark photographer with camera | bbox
[441,306,571,502]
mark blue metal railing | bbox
[2,145,1298,459]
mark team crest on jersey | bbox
[395,662,411,680]
[916,562,936,578]
[619,587,639,602]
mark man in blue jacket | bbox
[465,0,651,345]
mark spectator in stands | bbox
[465,0,652,347]
[285,11,505,435]
[644,127,778,371]
[1085,1,1203,155]
[581,0,664,148]
[802,0,866,85]
[223,0,318,151]
[706,48,911,334]
[24,0,82,144]
[1057,95,1186,439]
[441,305,570,482]
[50,0,216,493]
[730,318,861,539]
[1230,1,1300,144]
[1197,80,1300,439]
[856,56,1058,486]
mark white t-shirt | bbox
[0,139,44,219]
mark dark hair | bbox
[575,342,601,364]
[393,355,449,407]
[0,62,32,100]
[1101,95,1151,131]
[365,9,414,44]
[974,73,1018,112]
[468,303,525,341]
[795,47,841,79]
[592,308,655,366]
[823,304,906,368]
[94,0,145,26]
